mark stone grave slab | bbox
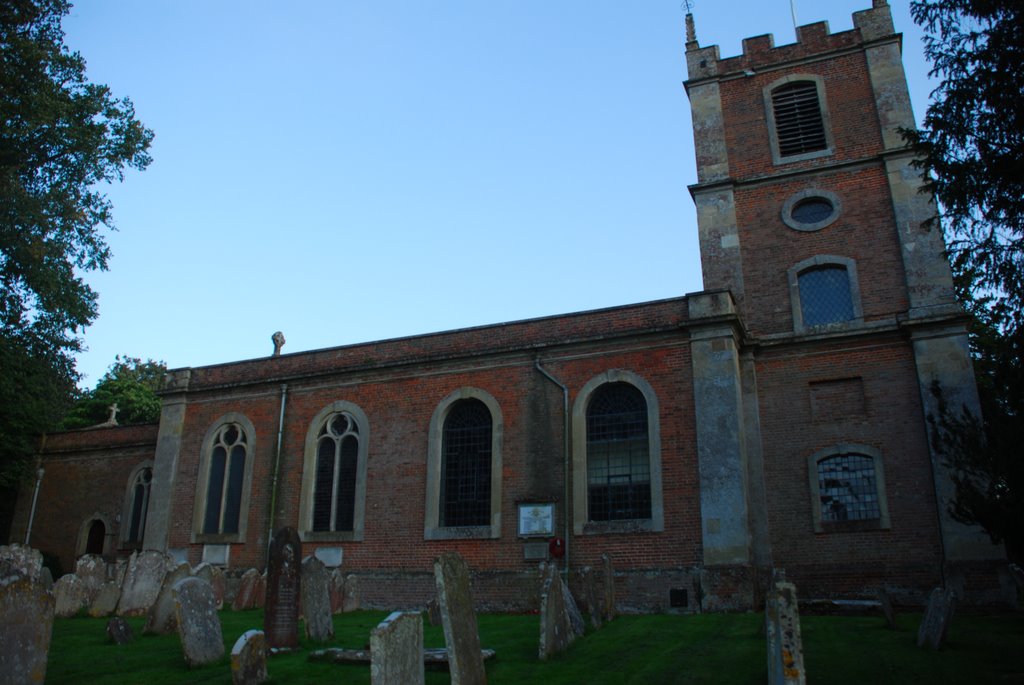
[264,527,302,650]
[232,568,262,611]
[539,563,583,660]
[106,616,134,645]
[173,576,225,667]
[144,561,192,635]
[301,556,334,642]
[371,611,425,685]
[117,550,170,617]
[434,551,487,685]
[917,587,956,650]
[766,581,805,685]
[89,580,122,617]
[0,568,55,684]
[194,562,227,609]
[54,573,90,617]
[231,629,268,685]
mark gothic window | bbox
[764,75,833,165]
[788,255,863,332]
[441,399,493,527]
[312,413,359,532]
[123,465,152,547]
[808,445,890,532]
[586,382,652,521]
[193,414,256,544]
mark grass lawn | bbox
[45,609,1024,684]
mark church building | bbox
[10,1,1010,611]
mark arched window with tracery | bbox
[202,423,248,536]
[124,466,152,546]
[313,412,360,533]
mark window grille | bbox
[799,266,854,327]
[203,424,247,535]
[772,81,827,157]
[441,399,492,527]
[586,383,651,521]
[312,413,359,532]
[817,453,881,522]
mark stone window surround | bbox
[781,188,842,232]
[571,369,664,535]
[119,460,154,548]
[787,254,864,333]
[298,401,370,543]
[424,387,503,541]
[191,412,257,545]
[763,73,835,166]
[807,443,891,533]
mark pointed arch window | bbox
[313,413,360,533]
[122,465,152,547]
[193,414,256,544]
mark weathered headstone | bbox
[0,544,44,581]
[766,581,806,685]
[426,597,442,627]
[601,553,616,622]
[329,568,346,614]
[0,568,55,684]
[1009,563,1024,592]
[917,587,957,650]
[173,576,225,667]
[144,561,192,635]
[106,616,134,645]
[876,587,897,630]
[254,571,266,609]
[576,566,602,629]
[371,611,425,685]
[194,562,227,610]
[264,527,302,650]
[117,550,170,616]
[434,551,487,685]
[75,554,107,603]
[538,563,584,660]
[53,573,90,617]
[301,555,334,642]
[232,568,262,611]
[343,573,360,613]
[231,629,268,685]
[89,580,122,617]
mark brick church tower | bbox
[684,0,1005,599]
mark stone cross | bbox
[107,402,120,425]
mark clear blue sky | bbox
[63,1,935,387]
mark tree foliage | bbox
[905,0,1024,561]
[0,0,153,482]
[61,356,166,429]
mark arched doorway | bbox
[85,519,106,555]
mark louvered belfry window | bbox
[772,81,827,157]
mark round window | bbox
[781,190,841,231]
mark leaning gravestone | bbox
[106,616,134,645]
[194,562,227,610]
[117,550,170,616]
[766,581,806,685]
[371,611,425,685]
[264,527,302,650]
[254,571,267,609]
[576,566,602,629]
[917,587,956,650]
[434,551,487,685]
[0,568,55,684]
[89,580,122,617]
[876,587,897,630]
[328,568,345,614]
[144,561,192,635]
[231,629,269,685]
[232,568,261,611]
[539,563,584,660]
[301,556,334,642]
[75,554,107,603]
[601,553,616,622]
[53,573,90,617]
[173,576,225,667]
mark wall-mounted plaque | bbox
[518,503,555,537]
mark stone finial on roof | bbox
[272,331,286,357]
[685,12,697,47]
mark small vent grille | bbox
[772,81,827,157]
[670,588,688,608]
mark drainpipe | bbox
[24,448,45,545]
[267,383,288,564]
[534,360,571,578]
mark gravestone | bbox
[601,553,616,622]
[75,554,107,603]
[426,597,442,627]
[539,563,583,660]
[371,611,425,685]
[301,556,334,642]
[53,573,90,617]
[343,573,360,612]
[231,629,268,685]
[434,551,487,685]
[194,562,227,609]
[0,544,44,580]
[106,616,134,645]
[144,561,192,635]
[876,587,897,629]
[917,587,956,650]
[1009,563,1024,592]
[0,568,54,684]
[89,581,122,617]
[232,568,262,611]
[264,527,302,650]
[254,571,266,609]
[173,576,225,667]
[576,566,602,629]
[329,568,346,614]
[766,581,805,685]
[117,550,170,616]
